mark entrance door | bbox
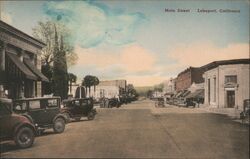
[227,91,235,108]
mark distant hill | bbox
[135,86,154,97]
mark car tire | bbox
[53,118,65,133]
[87,112,95,120]
[14,127,35,149]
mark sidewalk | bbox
[196,105,249,124]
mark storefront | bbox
[0,20,48,99]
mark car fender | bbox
[53,114,67,124]
[13,122,36,137]
[21,114,34,124]
[60,110,72,118]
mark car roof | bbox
[0,98,12,103]
[14,97,61,101]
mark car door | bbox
[80,99,88,115]
[45,98,60,123]
[28,99,48,125]
[0,105,12,138]
[73,100,82,116]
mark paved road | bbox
[1,99,249,158]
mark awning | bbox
[186,89,204,99]
[181,90,190,97]
[23,58,49,82]
[6,53,37,80]
[174,91,183,98]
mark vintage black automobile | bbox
[0,98,36,148]
[100,97,121,108]
[13,97,67,134]
[61,98,96,121]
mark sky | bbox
[1,0,249,86]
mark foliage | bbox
[52,26,68,99]
[153,83,164,92]
[32,20,77,67]
[146,90,153,98]
[68,73,77,94]
[82,75,99,97]
[127,84,139,99]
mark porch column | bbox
[0,41,6,98]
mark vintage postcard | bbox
[0,0,249,158]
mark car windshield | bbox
[13,101,28,111]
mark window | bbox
[14,101,28,111]
[29,100,41,109]
[225,75,237,84]
[47,99,58,108]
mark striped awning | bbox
[6,53,37,80]
[186,89,204,99]
[23,58,49,82]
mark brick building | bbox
[0,20,48,99]
[175,67,204,92]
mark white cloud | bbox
[120,45,156,72]
[75,44,156,73]
[167,42,249,69]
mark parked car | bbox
[240,99,250,123]
[100,97,121,108]
[108,97,121,108]
[0,98,36,148]
[13,97,67,134]
[155,97,165,107]
[61,98,96,121]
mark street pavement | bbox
[1,99,249,158]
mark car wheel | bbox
[87,112,95,120]
[53,118,65,133]
[14,127,35,149]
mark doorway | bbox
[226,91,235,108]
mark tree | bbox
[93,76,99,96]
[68,73,77,95]
[32,20,77,67]
[52,26,68,99]
[146,90,153,98]
[32,20,77,95]
[82,75,99,97]
[127,84,139,100]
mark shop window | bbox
[225,75,237,84]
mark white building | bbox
[163,78,176,95]
[202,59,250,110]
[88,85,119,100]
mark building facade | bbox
[163,78,176,95]
[175,67,204,92]
[0,20,48,99]
[203,59,250,110]
[98,80,127,92]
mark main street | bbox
[1,99,249,158]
